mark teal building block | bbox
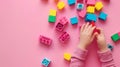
[85,13,97,22]
[68,0,76,6]
[41,58,51,67]
[99,12,108,21]
[70,16,78,25]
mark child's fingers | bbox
[87,24,93,32]
[96,28,104,34]
[84,23,89,30]
[91,32,98,41]
[80,24,85,32]
[89,26,96,35]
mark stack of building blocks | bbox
[85,13,97,22]
[99,12,108,21]
[40,35,52,46]
[87,6,95,13]
[95,2,103,11]
[57,1,65,10]
[70,16,78,24]
[68,0,76,6]
[78,7,86,18]
[87,0,96,6]
[107,44,113,51]
[111,32,120,42]
[77,3,84,10]
[64,53,71,61]
[56,17,68,32]
[41,58,51,67]
[59,32,70,43]
[48,9,57,23]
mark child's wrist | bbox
[78,44,87,50]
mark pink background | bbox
[0,0,120,67]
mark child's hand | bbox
[78,23,96,50]
[96,28,108,52]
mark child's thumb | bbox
[91,32,98,41]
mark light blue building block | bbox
[77,3,84,10]
[107,44,113,51]
[68,0,76,6]
[85,13,97,22]
[70,16,78,24]
[41,58,51,67]
[99,12,108,21]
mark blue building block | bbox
[68,0,76,6]
[107,44,113,51]
[41,58,51,67]
[99,12,108,21]
[85,13,97,22]
[77,3,84,10]
[70,16,78,25]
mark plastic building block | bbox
[64,53,71,61]
[93,28,100,34]
[39,35,52,46]
[99,12,107,21]
[77,3,84,10]
[118,32,120,36]
[95,2,103,11]
[90,21,95,26]
[68,0,76,6]
[85,13,97,22]
[57,1,65,10]
[70,16,78,24]
[41,58,51,67]
[59,32,70,43]
[77,0,83,3]
[107,44,113,51]
[111,33,120,42]
[87,0,96,6]
[48,15,56,23]
[49,9,57,16]
[87,6,95,13]
[56,17,68,31]
[78,8,86,18]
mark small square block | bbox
[48,15,56,23]
[87,6,95,13]
[59,32,70,43]
[70,16,78,24]
[111,33,120,42]
[40,35,52,46]
[56,17,68,31]
[95,2,103,11]
[41,58,51,67]
[57,1,65,10]
[49,9,57,16]
[87,0,96,6]
[78,8,86,18]
[68,0,76,6]
[99,12,107,21]
[77,3,84,10]
[107,44,113,51]
[64,53,71,61]
[85,13,97,22]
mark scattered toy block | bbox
[87,0,96,6]
[70,16,78,24]
[59,32,70,43]
[87,6,95,13]
[85,13,97,22]
[41,58,51,67]
[78,8,86,18]
[68,0,76,6]
[77,3,84,10]
[48,15,56,23]
[49,9,57,16]
[107,44,113,51]
[40,35,52,46]
[95,2,103,11]
[111,33,120,42]
[99,12,107,21]
[56,17,68,31]
[90,21,95,26]
[64,53,71,61]
[57,1,65,10]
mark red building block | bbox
[56,17,68,31]
[90,21,95,26]
[59,32,70,43]
[118,32,120,37]
[39,35,52,46]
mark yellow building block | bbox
[95,2,103,11]
[87,6,95,13]
[49,9,57,16]
[57,1,65,10]
[64,53,71,61]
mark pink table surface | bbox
[0,0,120,67]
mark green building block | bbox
[48,15,56,23]
[111,33,120,42]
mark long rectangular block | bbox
[85,13,97,22]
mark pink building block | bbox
[39,35,52,46]
[87,0,96,6]
[118,32,120,37]
[77,0,83,3]
[78,8,86,18]
[56,17,68,31]
[59,32,70,43]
